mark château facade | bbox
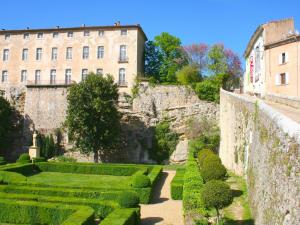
[0,22,147,93]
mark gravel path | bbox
[140,170,184,225]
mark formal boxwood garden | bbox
[0,161,162,225]
[170,168,185,200]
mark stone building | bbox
[0,22,147,93]
[243,18,300,98]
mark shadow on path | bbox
[151,171,169,204]
[141,217,164,225]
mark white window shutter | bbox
[275,74,280,85]
[286,73,289,85]
[279,54,282,65]
[286,52,289,63]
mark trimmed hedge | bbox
[0,171,27,184]
[148,166,162,185]
[0,192,117,218]
[0,156,6,165]
[100,208,140,225]
[1,163,37,176]
[197,149,215,168]
[0,199,95,225]
[171,168,185,200]
[132,175,151,188]
[118,192,139,208]
[16,153,31,164]
[35,162,144,176]
[200,161,227,182]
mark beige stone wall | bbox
[265,41,300,96]
[0,26,146,93]
[220,89,300,225]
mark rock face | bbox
[170,140,189,163]
[220,89,300,225]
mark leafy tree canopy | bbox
[65,73,120,162]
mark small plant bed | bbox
[0,162,162,225]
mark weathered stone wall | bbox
[220,89,300,225]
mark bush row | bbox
[0,192,117,218]
[182,152,205,215]
[35,162,145,176]
[0,198,95,225]
[100,208,140,225]
[170,168,185,200]
[0,156,6,165]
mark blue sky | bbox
[1,0,300,62]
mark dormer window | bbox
[121,29,127,36]
[67,31,73,38]
[4,34,10,40]
[37,33,43,39]
[23,33,29,39]
[98,30,104,36]
[84,31,90,36]
[53,32,59,38]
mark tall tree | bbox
[207,44,228,75]
[153,32,188,83]
[144,41,162,79]
[0,93,14,156]
[65,73,120,163]
[183,43,208,75]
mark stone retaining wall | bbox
[265,93,300,109]
[220,89,300,225]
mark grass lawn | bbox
[223,172,254,225]
[26,172,132,189]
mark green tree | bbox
[207,44,228,75]
[144,40,162,79]
[65,73,120,163]
[0,93,14,156]
[154,32,188,83]
[176,64,201,85]
[201,180,233,224]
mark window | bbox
[121,29,127,35]
[118,68,126,86]
[98,30,104,36]
[23,33,29,39]
[67,32,73,37]
[82,69,88,81]
[35,70,41,84]
[66,47,72,60]
[96,68,103,76]
[84,31,90,36]
[22,48,28,61]
[36,48,42,60]
[282,53,286,64]
[2,71,8,83]
[65,69,72,84]
[280,73,286,85]
[53,32,59,38]
[4,34,10,40]
[276,73,289,85]
[21,70,27,83]
[119,45,127,62]
[97,46,104,59]
[3,49,9,61]
[83,46,89,59]
[50,69,56,84]
[51,47,58,60]
[255,46,260,73]
[37,33,43,39]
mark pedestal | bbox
[29,146,40,159]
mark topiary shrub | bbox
[32,157,46,163]
[118,192,140,208]
[132,175,151,188]
[0,156,6,165]
[197,149,215,167]
[16,153,31,163]
[201,160,227,182]
[201,180,233,223]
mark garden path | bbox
[140,170,184,225]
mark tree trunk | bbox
[94,150,99,163]
[216,208,219,225]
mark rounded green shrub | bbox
[201,161,227,182]
[202,154,221,166]
[197,149,214,167]
[132,175,151,188]
[17,153,31,163]
[118,191,140,208]
[201,180,233,214]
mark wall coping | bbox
[221,89,300,144]
[266,93,300,102]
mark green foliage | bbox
[147,166,162,185]
[144,40,163,79]
[37,134,57,159]
[132,175,151,188]
[0,199,94,225]
[151,120,179,163]
[197,149,215,168]
[100,208,140,225]
[56,155,77,163]
[171,168,185,200]
[201,180,233,219]
[16,153,31,163]
[201,160,227,182]
[118,192,140,208]
[207,44,228,75]
[32,157,46,163]
[65,73,120,163]
[0,94,14,155]
[176,64,201,85]
[189,133,220,157]
[194,78,220,102]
